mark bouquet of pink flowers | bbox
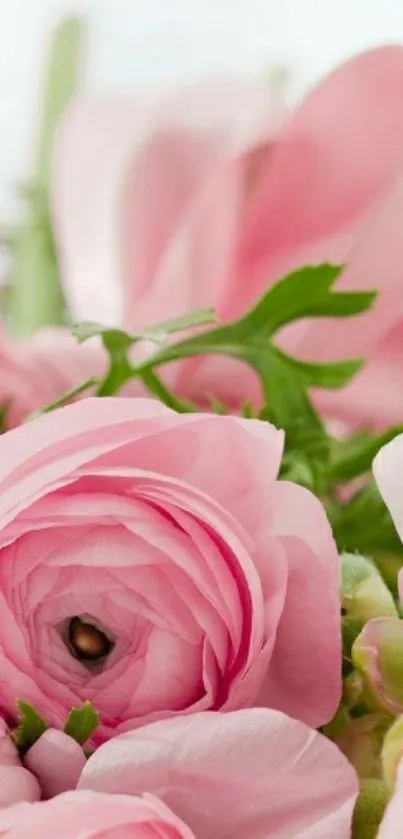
[2,16,403,839]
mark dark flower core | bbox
[68,617,114,662]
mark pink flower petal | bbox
[80,709,357,839]
[24,729,86,799]
[378,758,403,838]
[52,80,284,325]
[0,790,195,839]
[256,481,342,727]
[0,766,40,807]
[373,434,403,540]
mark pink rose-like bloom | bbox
[53,47,403,431]
[0,710,358,839]
[0,397,340,741]
[0,791,194,839]
[0,327,107,428]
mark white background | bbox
[0,0,402,221]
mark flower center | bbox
[68,617,113,661]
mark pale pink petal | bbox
[256,482,341,726]
[80,709,357,839]
[313,316,403,431]
[0,765,40,807]
[373,434,403,540]
[292,174,403,365]
[24,729,86,799]
[52,80,284,325]
[0,790,195,838]
[233,46,403,315]
[378,758,403,838]
[0,327,108,428]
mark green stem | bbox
[8,17,86,336]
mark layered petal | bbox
[0,790,195,839]
[52,80,284,325]
[80,709,358,839]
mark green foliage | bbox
[11,700,48,751]
[64,701,99,745]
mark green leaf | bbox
[7,18,86,335]
[330,481,403,557]
[64,701,99,745]
[241,401,254,419]
[234,263,376,338]
[139,369,196,412]
[28,378,98,419]
[73,322,134,350]
[330,426,403,483]
[74,308,215,348]
[73,324,134,397]
[272,347,364,389]
[11,700,48,751]
[138,307,215,341]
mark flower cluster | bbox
[1,26,403,839]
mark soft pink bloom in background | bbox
[0,327,106,427]
[0,710,358,838]
[0,397,340,740]
[53,47,403,430]
[0,791,195,839]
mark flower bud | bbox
[335,713,391,779]
[341,553,398,623]
[343,671,365,706]
[382,715,403,791]
[353,618,403,714]
[24,728,86,799]
[352,778,389,839]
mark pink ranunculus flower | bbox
[0,791,194,839]
[78,709,358,839]
[0,326,107,428]
[0,397,340,741]
[53,47,403,430]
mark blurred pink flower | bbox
[0,397,340,741]
[52,47,403,430]
[0,327,106,427]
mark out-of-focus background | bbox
[0,0,402,222]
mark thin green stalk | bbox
[8,17,86,335]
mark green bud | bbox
[353,618,403,715]
[352,779,389,839]
[335,713,391,779]
[341,553,398,623]
[382,715,403,792]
